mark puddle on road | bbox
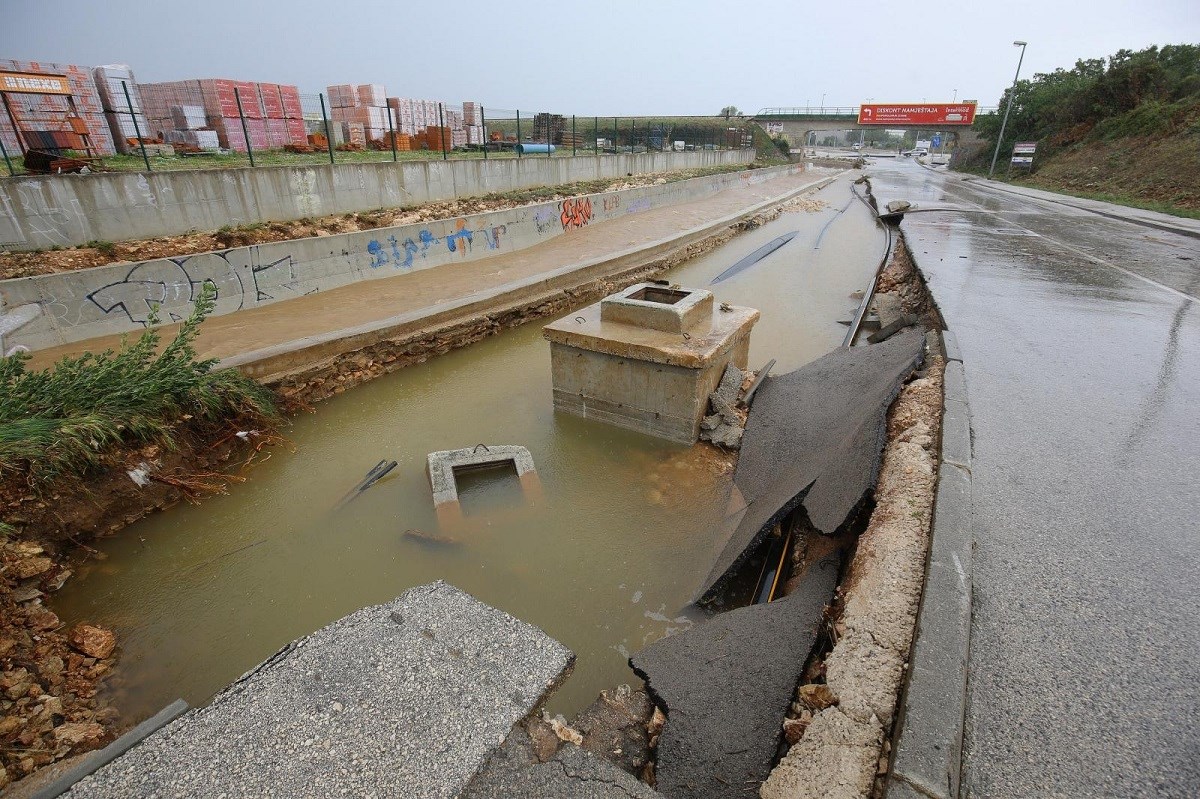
[51,174,884,721]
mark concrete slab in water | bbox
[62,581,573,799]
[630,555,840,799]
[697,329,924,603]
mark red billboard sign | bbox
[857,102,978,126]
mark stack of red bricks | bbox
[328,83,392,142]
[137,78,305,152]
[0,60,116,155]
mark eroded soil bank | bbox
[0,418,286,790]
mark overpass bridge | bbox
[751,107,996,148]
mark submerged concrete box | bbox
[543,283,758,444]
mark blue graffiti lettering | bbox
[401,238,420,268]
[482,225,507,250]
[367,239,388,268]
[447,227,474,253]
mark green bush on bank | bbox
[971,44,1200,159]
[0,283,279,482]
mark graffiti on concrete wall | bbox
[0,301,41,355]
[250,255,302,302]
[624,198,651,214]
[86,252,245,325]
[534,208,557,234]
[446,219,473,254]
[366,220,507,269]
[560,198,593,230]
[602,196,620,212]
[14,184,86,249]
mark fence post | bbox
[572,115,576,157]
[233,87,255,167]
[319,93,335,165]
[613,117,618,154]
[516,110,522,158]
[388,107,397,162]
[594,116,598,155]
[630,119,636,156]
[121,80,151,172]
[546,112,552,158]
[0,136,13,176]
[437,103,448,160]
[480,106,488,160]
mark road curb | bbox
[30,699,188,799]
[886,322,974,799]
[959,176,1200,241]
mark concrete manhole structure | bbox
[426,445,540,526]
[543,282,759,444]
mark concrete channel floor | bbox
[25,169,831,371]
[870,160,1200,797]
[61,582,574,799]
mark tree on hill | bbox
[720,105,741,119]
[975,44,1200,157]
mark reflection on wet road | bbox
[870,160,1200,798]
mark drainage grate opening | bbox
[628,286,690,305]
[452,460,523,515]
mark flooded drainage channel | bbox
[48,175,886,728]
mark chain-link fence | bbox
[0,71,761,176]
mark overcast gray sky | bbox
[4,0,1198,115]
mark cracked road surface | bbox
[870,160,1199,798]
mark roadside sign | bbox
[1010,156,1034,165]
[1013,142,1037,154]
[931,134,942,148]
[0,71,72,95]
[857,102,978,126]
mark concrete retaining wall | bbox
[0,163,801,354]
[0,151,753,252]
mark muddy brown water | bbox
[50,173,883,723]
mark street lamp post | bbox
[989,40,1028,179]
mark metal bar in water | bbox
[813,197,855,250]
[710,232,798,284]
[842,183,895,348]
[333,459,387,510]
[742,359,776,408]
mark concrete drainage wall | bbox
[0,163,803,354]
[0,150,754,252]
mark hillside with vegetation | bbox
[961,44,1200,217]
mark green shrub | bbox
[0,283,278,481]
[85,240,117,256]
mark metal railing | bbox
[0,76,759,177]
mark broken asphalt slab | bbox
[630,555,840,799]
[697,329,925,603]
[61,581,573,799]
[464,730,661,799]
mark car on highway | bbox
[901,147,928,157]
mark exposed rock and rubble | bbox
[0,541,119,790]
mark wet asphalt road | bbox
[869,161,1200,798]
